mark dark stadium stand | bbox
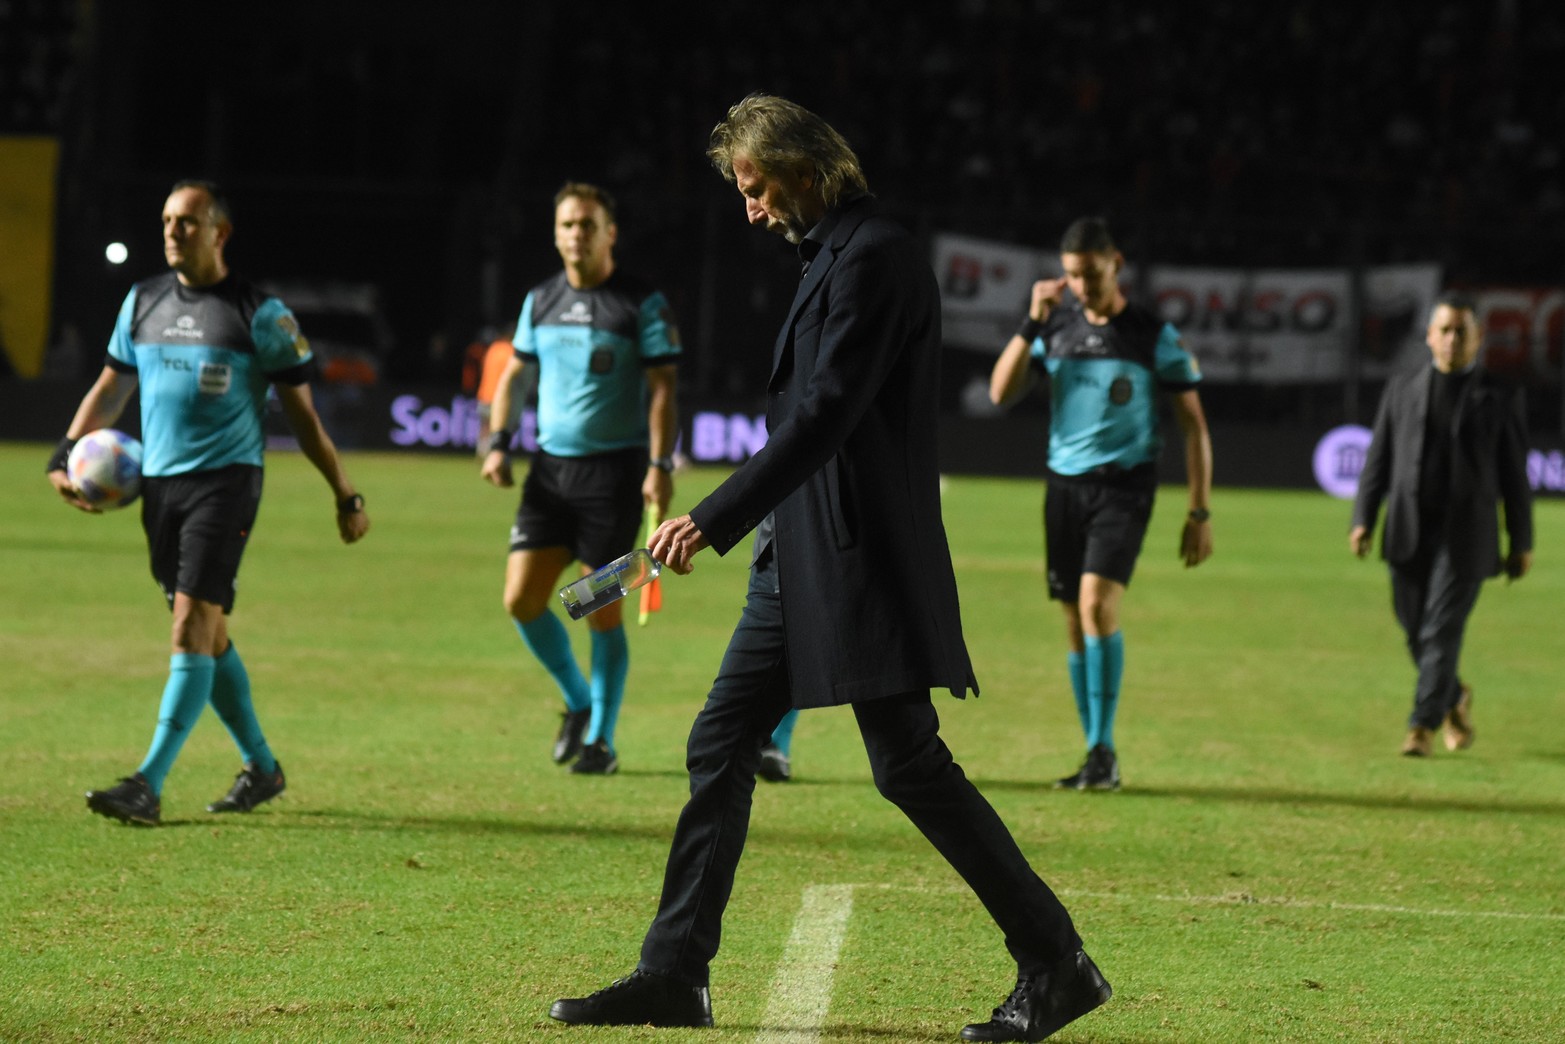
[4,1,1562,429]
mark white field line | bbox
[754,884,855,1044]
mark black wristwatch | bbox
[337,493,365,514]
[1187,507,1211,523]
[650,456,675,473]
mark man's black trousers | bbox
[637,552,1082,986]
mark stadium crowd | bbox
[6,1,1562,241]
[6,0,1562,394]
[508,0,1565,253]
[0,0,74,134]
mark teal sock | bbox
[769,708,799,756]
[207,643,277,773]
[587,626,629,749]
[1083,636,1105,749]
[1099,631,1124,751]
[1067,650,1089,742]
[516,612,590,713]
[137,653,215,794]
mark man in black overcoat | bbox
[548,93,1111,1043]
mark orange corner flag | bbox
[639,503,665,626]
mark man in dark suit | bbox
[548,94,1110,1043]
[1351,292,1533,757]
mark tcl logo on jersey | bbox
[557,301,593,324]
[162,314,204,339]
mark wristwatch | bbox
[1187,507,1211,523]
[337,493,365,514]
[650,456,675,473]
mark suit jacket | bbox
[689,198,978,707]
[1352,363,1533,580]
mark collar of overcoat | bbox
[770,196,877,379]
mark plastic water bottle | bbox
[559,548,662,620]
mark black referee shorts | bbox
[509,448,645,569]
[141,464,264,614]
[1043,476,1155,602]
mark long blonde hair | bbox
[707,93,868,207]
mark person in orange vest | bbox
[475,325,518,457]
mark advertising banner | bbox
[1358,263,1443,377]
[932,233,1056,350]
[932,233,1450,384]
[1148,266,1352,383]
[1473,286,1565,383]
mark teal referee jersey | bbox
[513,270,681,458]
[1028,302,1201,477]
[105,273,313,477]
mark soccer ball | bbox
[67,429,144,510]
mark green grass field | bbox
[3,442,1562,1043]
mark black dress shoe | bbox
[961,950,1111,1042]
[549,969,714,1027]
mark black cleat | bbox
[549,969,713,1027]
[961,950,1112,1042]
[758,744,792,782]
[207,762,286,813]
[1053,760,1088,790]
[570,740,619,775]
[553,708,590,764]
[86,773,161,826]
[1081,744,1120,791]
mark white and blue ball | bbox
[67,429,143,510]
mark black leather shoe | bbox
[549,969,713,1027]
[961,950,1111,1042]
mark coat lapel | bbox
[770,201,876,383]
[772,248,832,367]
[1407,365,1431,461]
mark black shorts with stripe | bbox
[510,448,645,569]
[141,464,263,613]
[1043,468,1156,601]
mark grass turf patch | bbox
[3,442,1562,1042]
